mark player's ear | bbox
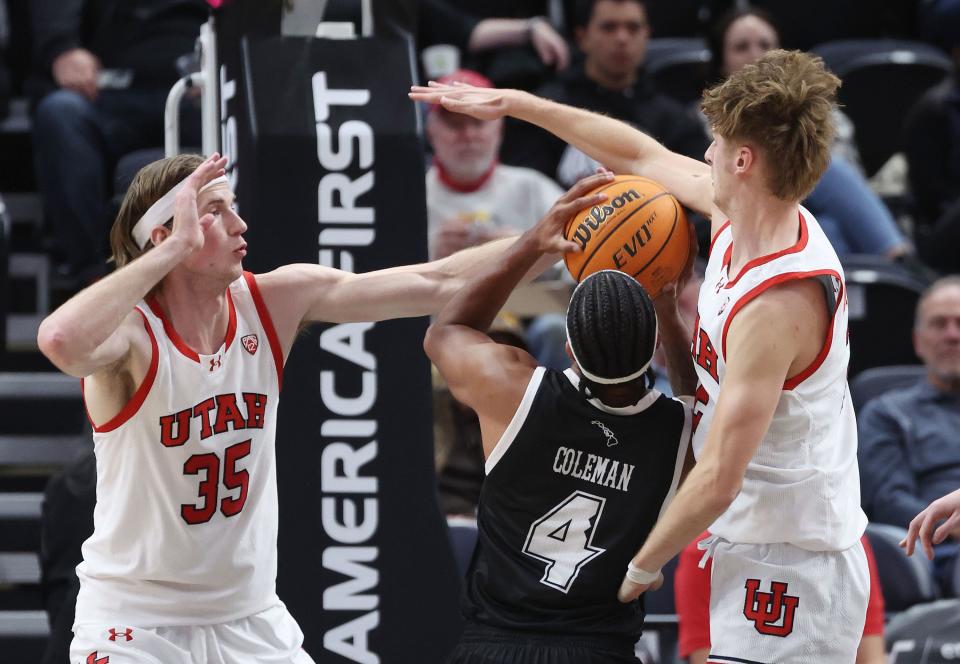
[150,224,172,247]
[735,146,753,173]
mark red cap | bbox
[435,69,493,88]
[428,69,493,113]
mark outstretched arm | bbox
[253,227,562,359]
[424,173,612,456]
[37,154,228,377]
[617,281,824,602]
[410,83,718,221]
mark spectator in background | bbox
[675,531,887,664]
[425,69,564,259]
[905,1,960,274]
[417,0,569,88]
[706,6,913,260]
[30,0,207,284]
[858,277,960,595]
[428,0,570,89]
[502,0,710,187]
[425,69,569,370]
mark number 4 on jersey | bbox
[522,491,607,593]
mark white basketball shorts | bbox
[70,603,315,664]
[705,537,869,664]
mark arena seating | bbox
[645,37,712,105]
[885,598,960,662]
[843,254,929,378]
[865,523,939,614]
[812,40,953,177]
[0,373,88,659]
[850,364,927,414]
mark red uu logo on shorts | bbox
[743,578,799,637]
[87,652,110,664]
[241,334,259,355]
[108,627,133,642]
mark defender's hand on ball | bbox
[617,570,663,603]
[529,172,614,255]
[171,153,228,255]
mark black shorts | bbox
[446,623,639,664]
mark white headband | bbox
[131,175,231,249]
[565,270,659,385]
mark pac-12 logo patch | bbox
[743,578,799,637]
[241,334,259,355]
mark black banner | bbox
[214,4,463,663]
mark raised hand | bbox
[168,153,228,255]
[528,172,614,255]
[409,81,519,121]
[901,487,960,559]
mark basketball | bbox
[563,175,689,297]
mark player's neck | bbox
[726,193,800,275]
[154,272,233,355]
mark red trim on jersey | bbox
[243,271,284,390]
[723,211,809,289]
[224,288,237,351]
[719,269,841,390]
[81,308,159,433]
[783,274,843,391]
[863,535,886,636]
[709,221,731,256]
[146,289,237,363]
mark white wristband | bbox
[626,562,660,585]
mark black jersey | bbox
[462,367,690,642]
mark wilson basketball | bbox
[564,175,689,297]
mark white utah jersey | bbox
[76,272,285,627]
[691,208,867,551]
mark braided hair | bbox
[566,270,659,402]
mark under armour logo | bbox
[209,355,222,372]
[743,578,799,637]
[591,420,619,447]
[108,627,133,642]
[87,652,110,664]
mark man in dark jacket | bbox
[31,0,207,283]
[859,277,960,595]
[502,0,709,186]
